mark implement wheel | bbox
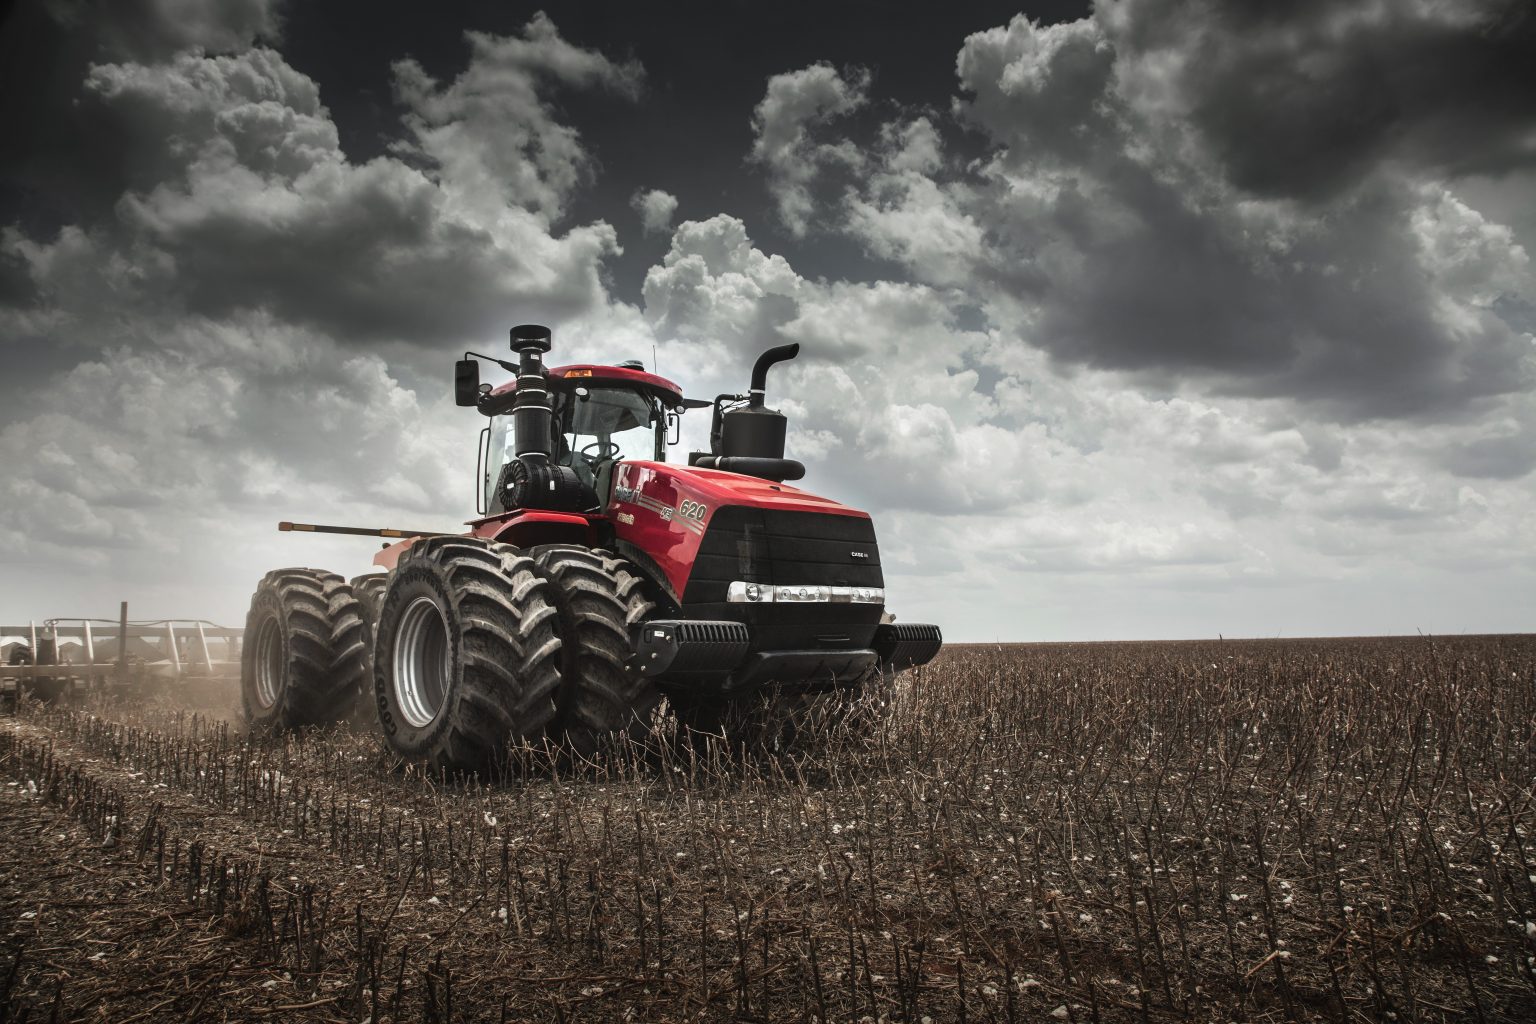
[373,537,562,773]
[531,546,660,759]
[12,641,67,704]
[241,568,356,731]
[27,637,67,703]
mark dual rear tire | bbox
[241,569,359,730]
[240,538,661,773]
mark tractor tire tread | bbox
[242,567,356,731]
[374,537,561,773]
[329,574,391,726]
[530,545,659,758]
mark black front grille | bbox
[682,507,884,650]
[684,508,883,600]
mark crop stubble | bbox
[1,634,1534,1022]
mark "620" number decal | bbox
[678,499,708,521]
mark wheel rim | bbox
[253,615,283,709]
[394,595,451,728]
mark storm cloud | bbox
[1,0,1532,638]
[1099,0,1536,200]
[830,7,1536,421]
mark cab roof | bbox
[488,364,684,408]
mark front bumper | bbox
[633,619,942,694]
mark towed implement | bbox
[3,603,242,701]
[242,326,942,769]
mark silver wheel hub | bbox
[393,595,451,728]
[253,615,282,709]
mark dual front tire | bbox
[530,545,661,758]
[370,538,562,772]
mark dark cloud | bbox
[807,10,1536,420]
[1439,415,1536,479]
[0,0,285,222]
[1016,174,1533,418]
[0,5,655,622]
[4,16,645,349]
[46,0,282,61]
[1100,0,1536,202]
[954,16,1115,167]
[0,1,1532,637]
[0,243,37,307]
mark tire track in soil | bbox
[0,712,632,1022]
[0,783,345,1022]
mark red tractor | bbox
[241,325,941,769]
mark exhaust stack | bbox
[687,343,805,481]
[748,343,799,408]
[723,343,798,460]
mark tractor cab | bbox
[473,359,685,515]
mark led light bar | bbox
[726,582,884,604]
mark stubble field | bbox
[2,634,1534,1023]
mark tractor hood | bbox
[614,461,868,520]
[606,460,872,600]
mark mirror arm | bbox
[463,350,518,373]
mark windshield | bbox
[484,386,664,512]
[558,388,660,464]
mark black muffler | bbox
[693,343,805,481]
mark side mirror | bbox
[454,359,480,407]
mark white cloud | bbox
[749,62,869,236]
[807,13,1536,424]
[393,15,643,223]
[844,120,985,289]
[640,213,1534,635]
[0,12,648,622]
[9,37,635,349]
[631,188,679,234]
[2,4,1532,640]
[643,214,802,353]
[0,313,476,620]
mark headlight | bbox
[726,582,883,604]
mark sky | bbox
[1,0,1533,641]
